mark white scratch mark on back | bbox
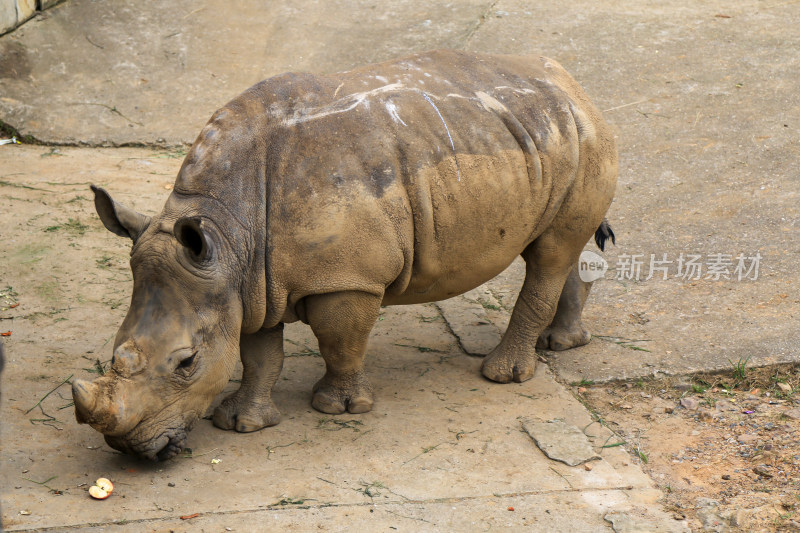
[385,101,407,126]
[475,91,509,114]
[283,83,405,126]
[422,92,461,182]
[493,86,537,96]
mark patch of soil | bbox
[574,364,800,532]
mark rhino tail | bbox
[594,219,616,252]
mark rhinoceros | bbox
[72,50,617,461]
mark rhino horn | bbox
[72,377,137,435]
[72,378,100,425]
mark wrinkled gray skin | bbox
[72,50,617,461]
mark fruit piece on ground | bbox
[95,478,114,493]
[89,485,109,499]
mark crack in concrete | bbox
[487,287,515,313]
[1,116,187,148]
[433,301,475,356]
[463,0,501,47]
[8,485,642,532]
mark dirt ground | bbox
[574,365,800,532]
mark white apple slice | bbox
[95,478,114,494]
[88,485,109,500]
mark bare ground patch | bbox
[571,363,800,532]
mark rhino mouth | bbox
[105,425,189,462]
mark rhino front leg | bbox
[305,291,381,415]
[481,233,580,384]
[536,263,593,351]
[212,325,284,432]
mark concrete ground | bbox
[1,0,798,531]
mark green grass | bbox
[477,298,502,311]
[96,255,113,269]
[0,286,19,308]
[392,343,446,353]
[729,356,752,387]
[44,218,88,235]
[152,147,188,159]
[356,481,387,498]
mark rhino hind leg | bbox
[305,291,381,415]
[481,232,582,384]
[212,325,284,432]
[536,263,593,351]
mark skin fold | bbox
[72,50,617,461]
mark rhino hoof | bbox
[312,392,374,414]
[311,373,374,414]
[481,349,537,384]
[536,325,591,351]
[212,396,281,433]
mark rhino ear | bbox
[91,185,152,242]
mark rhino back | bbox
[177,51,614,323]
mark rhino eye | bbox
[176,352,197,371]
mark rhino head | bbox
[72,171,266,460]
